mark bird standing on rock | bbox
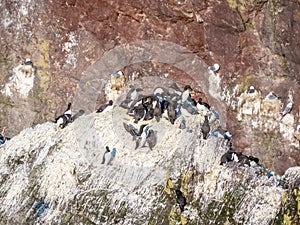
[181,85,192,103]
[201,115,210,140]
[280,102,293,119]
[146,129,157,150]
[55,103,72,129]
[197,97,210,112]
[107,148,117,165]
[247,86,255,94]
[208,63,220,72]
[135,124,151,149]
[96,100,114,113]
[101,146,110,164]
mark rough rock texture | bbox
[0,1,299,174]
[0,102,299,224]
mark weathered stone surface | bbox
[0,0,299,175]
[0,103,298,224]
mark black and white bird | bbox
[96,100,114,113]
[224,130,232,141]
[220,152,233,165]
[120,86,142,109]
[101,146,110,164]
[196,98,210,112]
[55,103,72,129]
[24,58,33,66]
[181,85,192,103]
[247,86,255,94]
[135,124,151,149]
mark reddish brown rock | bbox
[0,0,299,174]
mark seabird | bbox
[55,102,72,129]
[153,97,163,122]
[120,86,142,109]
[280,102,293,118]
[247,86,255,94]
[201,115,210,140]
[197,98,210,112]
[71,109,85,122]
[107,148,117,165]
[96,100,114,113]
[111,71,123,78]
[135,124,151,149]
[133,104,148,123]
[220,152,233,165]
[167,101,177,124]
[248,155,259,166]
[181,85,192,103]
[224,130,232,141]
[101,146,110,164]
[146,129,157,150]
[208,63,220,72]
[24,58,33,66]
[123,123,148,140]
[231,153,239,162]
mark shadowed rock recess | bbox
[0,98,299,224]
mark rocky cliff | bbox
[0,0,299,177]
[0,100,299,224]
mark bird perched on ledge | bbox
[55,103,72,129]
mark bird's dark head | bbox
[175,190,182,196]
[67,103,72,109]
[108,100,113,105]
[184,85,192,91]
[106,146,110,151]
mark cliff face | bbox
[0,101,299,224]
[0,1,299,173]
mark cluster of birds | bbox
[247,85,295,120]
[117,83,219,150]
[220,143,259,167]
[52,82,299,214]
